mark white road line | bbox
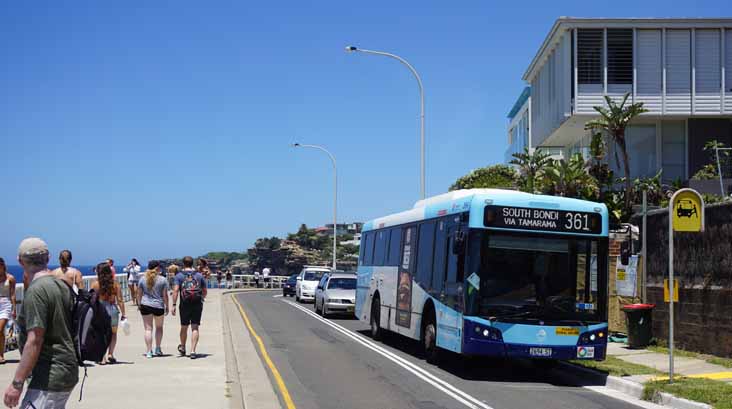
[284,300,494,409]
[272,294,283,298]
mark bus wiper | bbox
[487,304,540,321]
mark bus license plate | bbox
[529,347,552,357]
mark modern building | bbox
[505,87,532,163]
[315,222,363,237]
[512,17,732,182]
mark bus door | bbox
[396,226,416,328]
[436,224,465,353]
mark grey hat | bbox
[18,237,49,257]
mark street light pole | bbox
[345,45,426,200]
[292,143,338,270]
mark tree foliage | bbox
[510,147,552,193]
[449,164,519,191]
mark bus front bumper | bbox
[462,337,607,361]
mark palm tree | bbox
[584,93,648,211]
[542,153,596,198]
[510,147,552,193]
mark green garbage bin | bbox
[621,304,655,349]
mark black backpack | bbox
[70,288,112,364]
[180,273,203,304]
[64,283,113,400]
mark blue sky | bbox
[1,1,728,265]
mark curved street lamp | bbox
[292,143,338,270]
[345,45,426,200]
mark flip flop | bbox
[107,356,117,364]
[177,344,186,356]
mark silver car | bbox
[314,273,357,317]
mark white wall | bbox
[531,31,572,147]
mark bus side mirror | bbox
[453,231,466,255]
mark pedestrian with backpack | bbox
[4,238,78,409]
[91,262,126,365]
[172,256,207,359]
[137,260,169,359]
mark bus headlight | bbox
[579,330,606,345]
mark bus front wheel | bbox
[424,320,441,365]
[370,296,382,340]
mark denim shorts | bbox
[22,389,72,409]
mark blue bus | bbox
[356,189,609,363]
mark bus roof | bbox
[362,189,609,237]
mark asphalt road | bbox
[235,291,650,409]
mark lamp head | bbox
[345,45,358,53]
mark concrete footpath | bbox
[608,343,732,384]
[0,290,251,409]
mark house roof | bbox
[523,17,732,82]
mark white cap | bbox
[18,237,49,258]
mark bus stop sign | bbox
[671,189,704,232]
[667,188,704,383]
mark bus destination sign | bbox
[484,205,602,234]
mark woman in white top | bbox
[124,258,142,306]
[0,257,17,364]
[52,250,83,293]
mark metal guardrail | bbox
[12,274,287,308]
[203,274,287,289]
[14,275,132,306]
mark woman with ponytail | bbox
[92,262,125,364]
[137,260,169,358]
[52,250,83,293]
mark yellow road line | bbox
[650,372,732,382]
[232,295,296,409]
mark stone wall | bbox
[630,202,732,358]
[648,286,732,358]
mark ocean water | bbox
[5,265,99,282]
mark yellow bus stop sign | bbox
[671,189,704,232]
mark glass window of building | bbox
[661,121,686,182]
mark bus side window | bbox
[363,232,375,266]
[445,227,466,311]
[415,222,436,290]
[373,230,388,266]
[387,228,402,266]
[431,220,447,295]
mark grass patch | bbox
[570,356,661,377]
[643,378,732,409]
[648,345,732,369]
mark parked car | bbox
[314,273,357,317]
[282,273,298,297]
[296,267,330,302]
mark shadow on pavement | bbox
[356,330,608,388]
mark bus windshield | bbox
[465,230,604,324]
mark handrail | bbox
[12,274,288,307]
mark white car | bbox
[296,267,330,302]
[314,273,357,317]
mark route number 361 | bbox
[564,212,590,231]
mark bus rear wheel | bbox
[370,296,382,340]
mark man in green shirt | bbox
[3,238,78,408]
